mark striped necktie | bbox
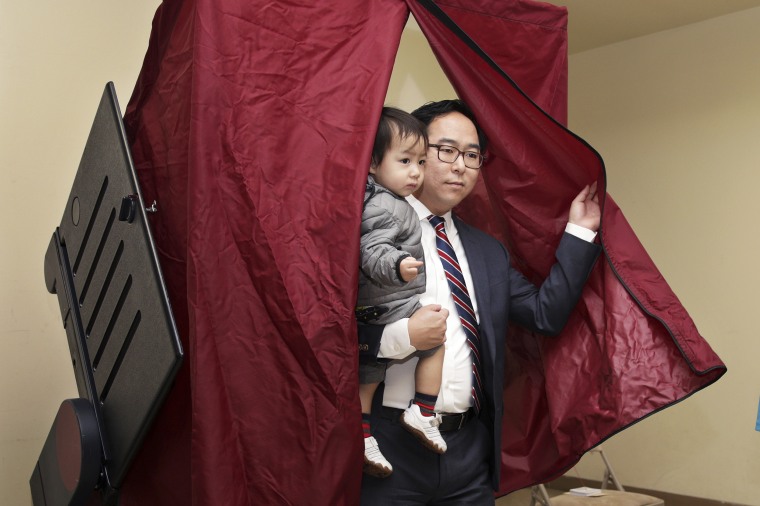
[427,215,484,413]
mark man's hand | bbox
[568,181,601,232]
[399,257,424,282]
[408,304,448,351]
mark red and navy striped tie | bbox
[427,215,484,413]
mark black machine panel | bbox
[35,82,183,503]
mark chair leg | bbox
[530,484,553,506]
[598,447,625,491]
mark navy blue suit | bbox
[359,216,600,499]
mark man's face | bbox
[414,112,480,215]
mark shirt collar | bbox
[406,194,456,231]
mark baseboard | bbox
[549,476,751,506]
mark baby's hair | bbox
[371,106,429,167]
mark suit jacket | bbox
[358,215,601,489]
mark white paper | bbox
[567,486,605,497]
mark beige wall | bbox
[0,2,159,504]
[565,7,760,505]
[386,20,454,113]
[3,3,758,505]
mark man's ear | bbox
[369,164,377,175]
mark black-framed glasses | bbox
[429,144,484,169]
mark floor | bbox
[495,487,534,505]
[495,486,564,505]
[496,488,530,506]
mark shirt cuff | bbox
[378,318,415,360]
[565,222,597,242]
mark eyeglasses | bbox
[429,144,485,170]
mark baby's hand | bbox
[399,257,423,282]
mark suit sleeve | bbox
[508,232,601,335]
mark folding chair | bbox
[530,447,664,506]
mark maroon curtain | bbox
[121,0,725,503]
[122,1,410,504]
[410,0,725,494]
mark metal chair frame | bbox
[529,447,627,506]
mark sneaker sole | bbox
[363,460,392,478]
[400,416,447,454]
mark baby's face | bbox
[370,135,426,197]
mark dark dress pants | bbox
[360,407,494,505]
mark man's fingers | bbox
[575,181,600,203]
[588,180,598,200]
[574,184,590,202]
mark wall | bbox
[0,2,159,504]
[566,8,760,505]
[386,19,454,113]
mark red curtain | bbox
[123,1,409,503]
[120,0,725,503]
[411,0,725,493]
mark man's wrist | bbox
[565,222,597,242]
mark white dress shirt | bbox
[378,195,596,413]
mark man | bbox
[359,100,601,505]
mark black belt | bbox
[380,406,476,432]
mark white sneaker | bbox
[400,404,447,454]
[364,436,393,478]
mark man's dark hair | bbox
[411,99,488,153]
[372,106,429,167]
